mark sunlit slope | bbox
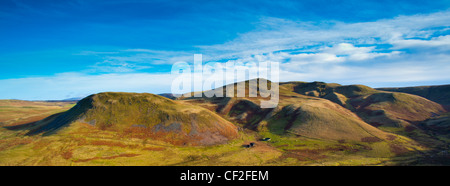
[29,92,238,145]
[266,98,388,141]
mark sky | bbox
[1,0,450,100]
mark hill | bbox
[1,80,448,166]
[280,82,446,130]
[181,79,390,142]
[157,93,181,100]
[377,85,450,107]
[27,92,238,145]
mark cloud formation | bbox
[86,10,450,66]
[2,9,450,100]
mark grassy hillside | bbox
[277,81,449,160]
[280,82,446,130]
[377,85,450,106]
[266,99,388,141]
[23,93,239,146]
[182,80,393,142]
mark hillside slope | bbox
[182,79,390,142]
[377,85,450,106]
[28,92,238,145]
[281,82,446,130]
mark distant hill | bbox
[28,92,238,145]
[377,85,450,106]
[63,97,83,101]
[35,97,82,103]
[157,93,181,100]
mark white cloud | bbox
[278,53,450,87]
[197,11,450,60]
[192,11,450,89]
[320,43,401,61]
[391,35,450,50]
[323,43,375,55]
[77,11,450,67]
[81,11,450,72]
[288,53,345,65]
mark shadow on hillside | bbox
[390,123,450,165]
[3,111,72,136]
[7,97,94,136]
[389,147,450,166]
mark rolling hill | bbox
[377,85,450,106]
[26,92,238,146]
[182,79,391,142]
[0,79,449,166]
[279,81,446,130]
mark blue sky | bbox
[1,0,450,100]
